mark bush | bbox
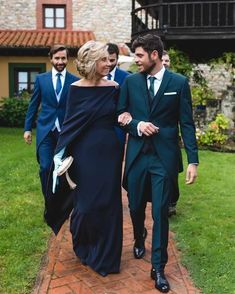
[0,97,30,127]
[168,48,193,78]
[196,114,230,146]
[191,84,214,107]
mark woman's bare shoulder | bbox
[71,80,84,86]
[103,79,119,87]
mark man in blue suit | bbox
[118,34,198,293]
[107,43,130,148]
[24,45,78,199]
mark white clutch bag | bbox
[57,156,77,190]
[57,156,74,176]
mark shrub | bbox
[168,48,193,78]
[191,84,214,107]
[197,114,230,146]
[0,97,30,127]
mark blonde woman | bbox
[45,41,123,276]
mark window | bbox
[37,0,72,30]
[9,64,46,97]
[43,5,66,28]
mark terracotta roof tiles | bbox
[0,29,131,56]
[0,30,96,49]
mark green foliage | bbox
[210,52,235,68]
[197,114,230,146]
[0,97,30,127]
[190,62,215,106]
[191,84,214,106]
[168,48,193,78]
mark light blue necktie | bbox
[56,73,62,95]
[148,76,156,99]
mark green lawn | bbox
[0,128,234,294]
[0,128,50,294]
[170,149,235,293]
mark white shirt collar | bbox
[109,66,117,79]
[147,66,165,81]
[52,67,66,78]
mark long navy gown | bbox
[45,85,123,276]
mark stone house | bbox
[0,0,132,98]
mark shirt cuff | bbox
[137,121,144,136]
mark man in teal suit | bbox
[118,34,198,293]
[24,45,78,199]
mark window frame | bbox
[36,0,72,30]
[43,5,66,29]
[9,63,46,97]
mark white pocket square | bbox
[164,92,177,95]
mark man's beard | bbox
[53,64,66,72]
[143,60,156,74]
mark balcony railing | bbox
[132,1,235,39]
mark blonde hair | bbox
[75,41,108,79]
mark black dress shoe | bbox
[168,205,176,217]
[133,227,147,259]
[151,268,170,293]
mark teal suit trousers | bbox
[127,151,172,271]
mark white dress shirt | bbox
[146,66,165,96]
[137,67,165,136]
[52,67,67,131]
[106,66,117,81]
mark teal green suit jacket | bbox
[117,69,198,190]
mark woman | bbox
[45,41,123,276]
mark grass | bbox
[170,149,235,294]
[0,128,234,294]
[0,127,50,294]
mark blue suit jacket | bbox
[114,67,130,86]
[24,71,78,154]
[113,67,130,146]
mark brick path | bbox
[33,190,200,294]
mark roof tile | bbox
[0,30,131,56]
[0,30,96,49]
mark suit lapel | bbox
[45,72,57,103]
[114,69,121,84]
[151,69,172,114]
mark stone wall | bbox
[0,0,132,43]
[72,0,132,43]
[0,0,36,28]
[193,64,235,128]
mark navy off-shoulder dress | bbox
[45,85,123,276]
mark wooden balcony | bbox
[132,1,235,41]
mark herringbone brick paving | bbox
[33,189,200,294]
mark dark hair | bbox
[49,44,69,59]
[132,33,164,59]
[163,50,168,56]
[107,43,119,57]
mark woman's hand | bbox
[118,112,132,126]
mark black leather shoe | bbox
[151,268,170,293]
[168,205,176,217]
[133,227,147,259]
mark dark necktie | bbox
[56,73,62,95]
[107,73,112,80]
[148,76,156,99]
